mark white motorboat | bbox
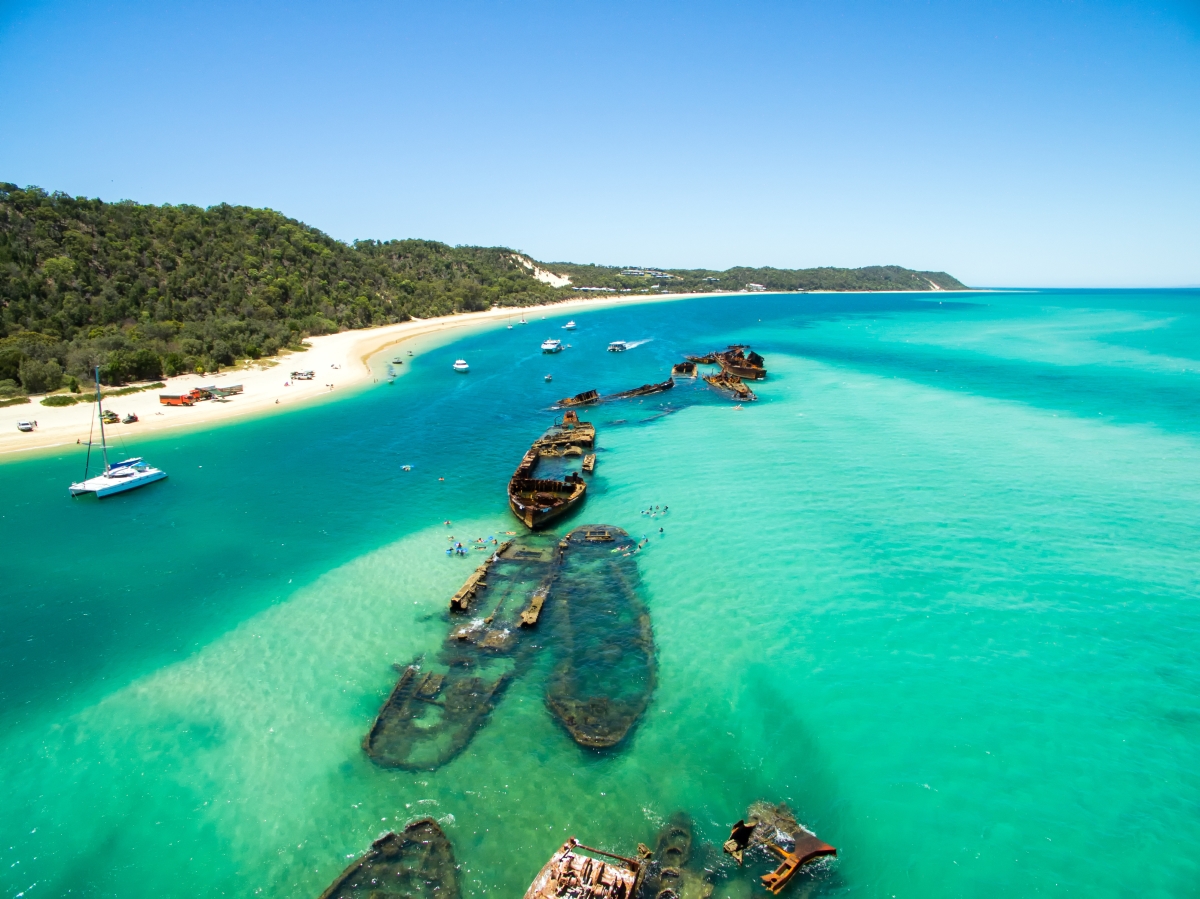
[70,368,167,498]
[563,321,576,330]
[607,341,628,352]
[453,359,470,372]
[541,339,563,354]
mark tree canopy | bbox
[0,182,968,392]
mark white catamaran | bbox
[70,368,168,498]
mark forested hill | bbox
[0,183,968,393]
[544,262,967,293]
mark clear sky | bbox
[1,0,1197,287]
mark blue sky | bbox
[1,0,1197,286]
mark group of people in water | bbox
[438,508,668,559]
[445,534,501,556]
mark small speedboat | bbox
[608,341,628,352]
[541,339,563,354]
[563,321,576,330]
[453,359,470,373]
[545,374,553,382]
[392,357,403,364]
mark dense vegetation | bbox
[544,262,967,293]
[0,184,557,392]
[0,182,968,395]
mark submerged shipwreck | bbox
[522,802,832,899]
[544,525,657,748]
[724,802,837,895]
[717,346,767,381]
[678,345,767,402]
[686,345,768,380]
[524,838,644,899]
[555,378,675,409]
[508,411,595,530]
[363,536,562,770]
[365,522,657,768]
[318,818,460,899]
[641,812,713,899]
[703,371,757,402]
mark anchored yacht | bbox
[541,339,563,354]
[70,368,167,498]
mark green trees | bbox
[0,182,969,393]
[0,184,560,389]
[17,358,62,393]
[542,262,968,293]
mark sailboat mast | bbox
[95,366,110,472]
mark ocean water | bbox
[2,288,1199,898]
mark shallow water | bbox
[2,289,1200,898]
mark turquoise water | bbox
[2,288,1199,898]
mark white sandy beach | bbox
[0,291,715,458]
[0,287,980,458]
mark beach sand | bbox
[0,292,712,458]
[0,286,978,458]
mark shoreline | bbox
[0,287,981,459]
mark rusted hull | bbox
[544,526,656,749]
[718,360,766,380]
[671,361,697,377]
[523,840,642,899]
[604,378,674,401]
[508,477,587,530]
[644,813,713,899]
[365,537,563,771]
[510,413,593,531]
[723,801,836,895]
[703,373,757,402]
[317,818,461,899]
[557,389,600,407]
[363,662,512,770]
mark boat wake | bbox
[620,339,653,349]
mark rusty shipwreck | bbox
[544,525,657,748]
[508,411,594,530]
